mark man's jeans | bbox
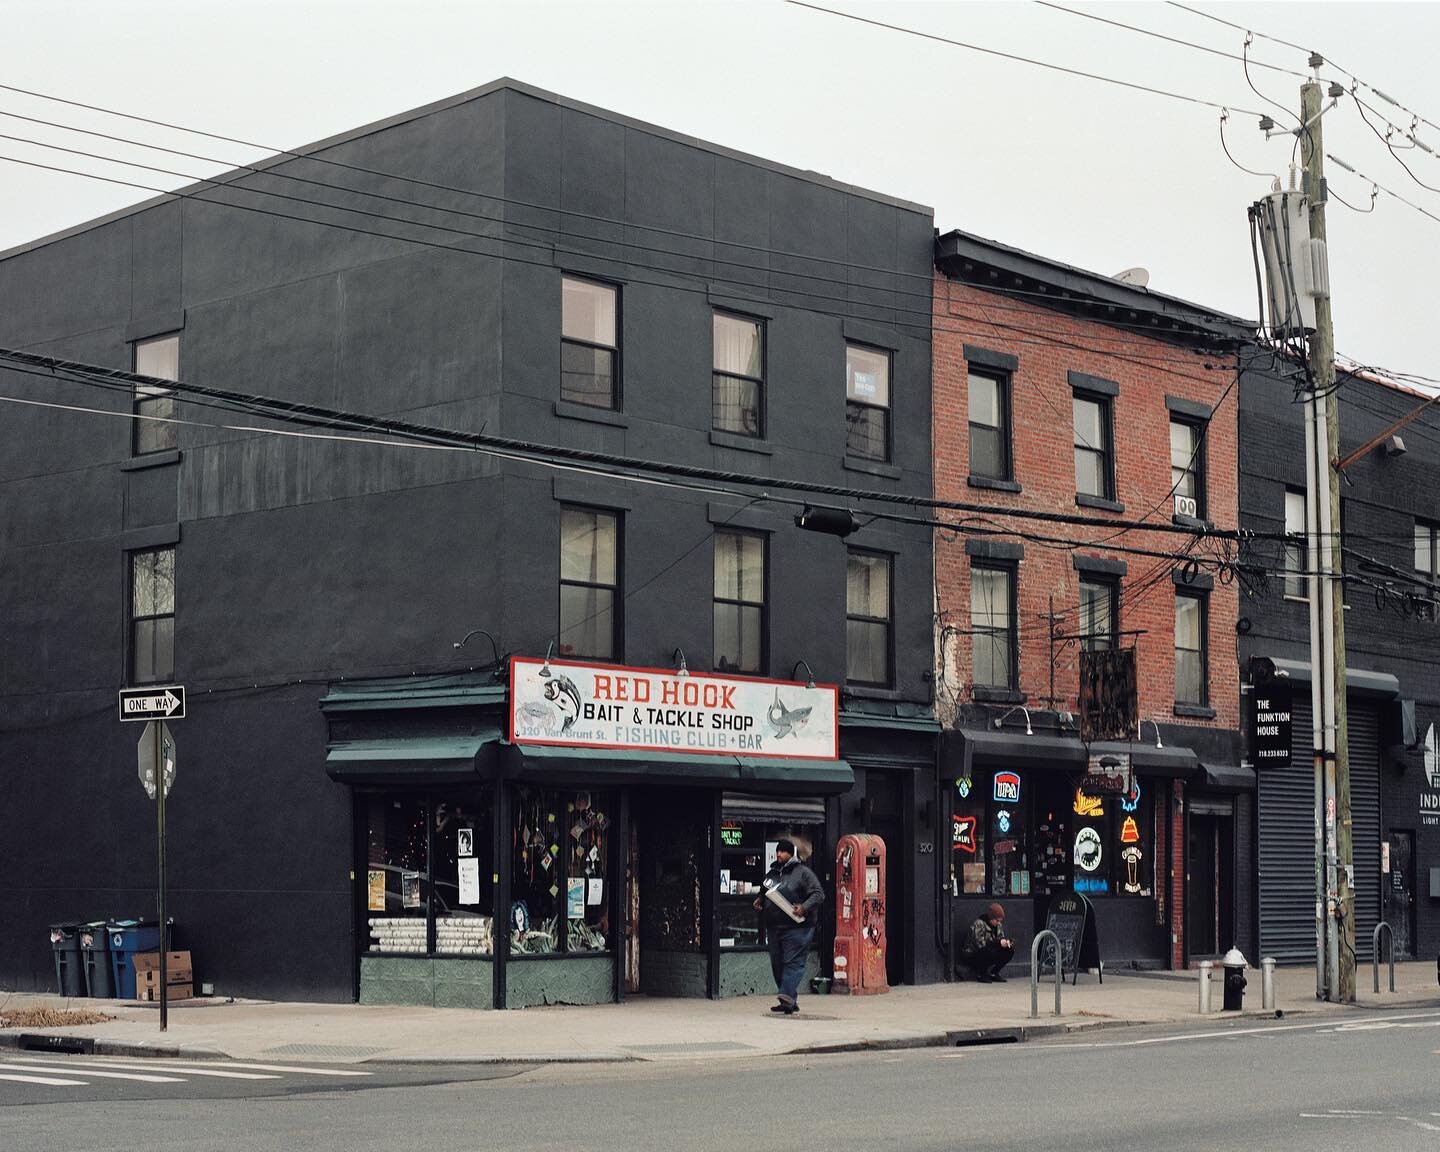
[768,923,815,1002]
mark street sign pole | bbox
[154,720,168,1032]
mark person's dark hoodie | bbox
[761,856,825,928]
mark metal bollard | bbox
[1261,957,1275,1011]
[1198,959,1213,1013]
[1372,922,1395,993]
[1030,929,1063,1019]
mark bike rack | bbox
[1030,929,1063,1019]
[1372,921,1395,993]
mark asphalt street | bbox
[2,1009,1439,1151]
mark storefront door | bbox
[865,772,907,986]
[1187,799,1234,958]
[631,789,710,997]
[1385,830,1415,958]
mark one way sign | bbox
[118,685,186,722]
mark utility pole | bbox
[1300,64,1354,1002]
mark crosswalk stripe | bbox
[0,1072,87,1086]
[0,1062,183,1084]
[15,1058,278,1081]
[143,1061,371,1077]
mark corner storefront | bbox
[322,659,854,1008]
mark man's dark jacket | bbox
[762,857,825,929]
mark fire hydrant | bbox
[1222,947,1248,1011]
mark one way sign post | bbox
[118,685,185,721]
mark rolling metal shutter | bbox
[1258,701,1318,962]
[1258,700,1382,964]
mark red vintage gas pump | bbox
[832,833,888,995]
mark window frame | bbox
[560,274,621,410]
[845,548,894,688]
[1169,417,1207,519]
[844,342,892,463]
[557,505,622,662]
[1284,487,1308,599]
[128,546,175,686]
[711,310,766,439]
[1078,575,1119,653]
[1174,590,1209,707]
[1416,518,1440,581]
[1072,389,1114,500]
[712,528,769,675]
[967,364,1013,482]
[132,333,180,457]
[970,561,1018,690]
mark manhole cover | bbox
[261,1043,386,1059]
[622,1041,757,1054]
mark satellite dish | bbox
[1112,267,1150,287]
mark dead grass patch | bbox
[0,1007,114,1028]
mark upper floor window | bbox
[712,312,764,438]
[1416,519,1440,582]
[1284,488,1307,598]
[1174,591,1208,706]
[845,344,890,461]
[559,506,620,660]
[846,550,892,687]
[1078,577,1117,652]
[133,334,179,456]
[130,547,175,684]
[968,366,1011,481]
[1169,419,1206,518]
[971,563,1017,689]
[561,276,619,409]
[1072,391,1114,500]
[714,530,767,674]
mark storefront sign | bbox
[720,822,744,847]
[993,771,1021,803]
[509,657,838,759]
[1074,827,1103,872]
[952,814,977,854]
[1423,725,1439,826]
[1083,752,1132,794]
[1250,681,1293,765]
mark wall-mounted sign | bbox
[509,657,838,760]
[1079,647,1137,742]
[952,815,977,854]
[1073,788,1104,818]
[1121,846,1143,893]
[1084,752,1132,794]
[1074,827,1103,872]
[1423,723,1440,826]
[1120,816,1140,844]
[994,771,1021,803]
[1251,681,1293,765]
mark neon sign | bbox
[1120,816,1140,844]
[952,815,977,854]
[956,776,972,799]
[1074,827,1103,872]
[993,771,1021,803]
[997,809,1012,834]
[720,822,743,847]
[1073,788,1104,818]
[1121,779,1142,813]
[1121,845,1143,893]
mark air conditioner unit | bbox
[1174,494,1198,519]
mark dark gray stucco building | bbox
[0,80,941,1005]
[1239,361,1440,966]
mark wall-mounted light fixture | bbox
[790,659,817,689]
[672,647,689,677]
[993,705,1033,736]
[1140,718,1164,749]
[452,629,500,665]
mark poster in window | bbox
[587,878,604,906]
[401,871,422,908]
[458,857,480,905]
[457,827,474,858]
[367,869,386,912]
[567,877,585,919]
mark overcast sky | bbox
[6,1,1439,384]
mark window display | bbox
[366,796,428,953]
[717,820,820,948]
[433,794,495,956]
[510,787,611,954]
[951,790,987,895]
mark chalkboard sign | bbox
[1038,889,1102,985]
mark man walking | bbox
[753,839,824,1014]
[958,902,1014,983]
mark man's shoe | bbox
[976,974,994,983]
[770,1001,789,1013]
[989,973,1008,983]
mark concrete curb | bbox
[0,1031,228,1061]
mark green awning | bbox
[501,744,853,795]
[326,729,503,784]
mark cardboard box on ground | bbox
[133,951,194,1001]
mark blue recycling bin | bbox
[106,919,169,1000]
[50,923,84,997]
[80,921,113,998]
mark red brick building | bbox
[932,232,1255,971]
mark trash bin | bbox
[107,919,169,1000]
[1222,947,1248,1011]
[50,923,84,997]
[80,921,113,999]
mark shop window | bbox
[951,784,988,895]
[559,505,620,660]
[364,792,496,956]
[561,275,619,409]
[713,529,767,674]
[133,334,179,455]
[129,547,175,685]
[713,311,765,438]
[1070,777,1152,897]
[717,818,821,948]
[989,772,1029,898]
[845,343,891,461]
[510,787,612,954]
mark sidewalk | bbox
[2,961,1435,1065]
